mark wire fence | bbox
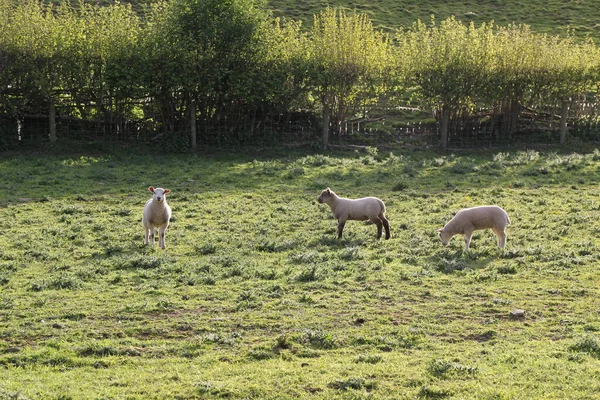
[1,98,599,151]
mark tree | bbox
[0,0,60,143]
[53,1,142,137]
[534,35,600,144]
[140,0,272,146]
[399,17,493,151]
[309,8,392,147]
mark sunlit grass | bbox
[0,145,599,398]
[265,0,600,41]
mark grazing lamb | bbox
[142,186,172,249]
[437,205,510,251]
[317,188,390,239]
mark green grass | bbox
[282,0,597,35]
[47,0,600,41]
[274,0,600,41]
[1,144,600,399]
[84,0,600,41]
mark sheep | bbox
[317,187,390,240]
[142,186,172,249]
[437,205,510,251]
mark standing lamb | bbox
[317,188,390,240]
[437,205,510,251]
[142,186,172,249]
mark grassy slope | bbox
[94,0,600,40]
[44,0,600,40]
[268,0,600,39]
[0,145,599,398]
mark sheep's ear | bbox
[148,186,155,193]
[164,189,171,195]
[325,188,331,194]
[437,228,444,233]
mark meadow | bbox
[1,144,600,399]
[266,0,600,39]
[102,0,600,40]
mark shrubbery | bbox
[0,0,599,148]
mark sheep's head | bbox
[437,228,453,246]
[317,188,333,204]
[148,186,171,203]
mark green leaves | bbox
[309,8,393,144]
[1,1,599,146]
[395,17,600,147]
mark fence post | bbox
[322,103,330,148]
[559,99,568,145]
[190,99,197,150]
[440,106,450,151]
[49,101,56,145]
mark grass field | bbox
[1,143,600,399]
[87,0,600,41]
[45,0,600,41]
[266,0,600,39]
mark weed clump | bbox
[328,377,375,391]
[340,246,363,261]
[427,358,478,378]
[449,160,476,174]
[295,265,322,282]
[30,275,82,291]
[435,258,467,274]
[497,264,517,274]
[196,243,217,255]
[392,180,409,191]
[289,251,321,264]
[354,354,383,364]
[195,381,230,397]
[570,336,600,358]
[246,346,274,360]
[76,344,141,357]
[297,329,337,349]
[200,332,239,346]
[299,154,337,167]
[417,385,452,399]
[0,296,14,310]
[115,255,163,270]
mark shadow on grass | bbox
[2,145,599,209]
[311,234,370,248]
[427,248,499,274]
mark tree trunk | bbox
[559,99,569,145]
[190,99,197,150]
[49,101,56,145]
[440,105,450,151]
[322,103,330,148]
[510,100,519,137]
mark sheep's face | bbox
[437,228,453,246]
[317,188,333,204]
[149,186,171,203]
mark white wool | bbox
[142,186,172,249]
[438,205,510,251]
[318,188,390,239]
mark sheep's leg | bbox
[380,213,391,240]
[370,217,383,239]
[143,223,149,245]
[463,229,474,251]
[149,227,155,245]
[159,226,166,249]
[493,227,507,248]
[376,220,383,239]
[337,220,346,239]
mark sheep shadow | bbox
[311,235,368,249]
[427,247,501,274]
